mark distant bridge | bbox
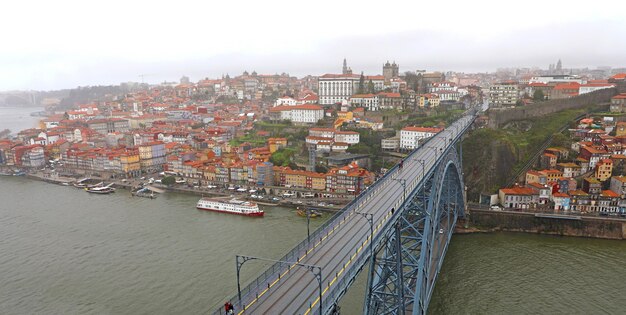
[214,109,478,314]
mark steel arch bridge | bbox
[365,145,465,315]
[213,110,477,315]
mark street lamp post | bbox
[426,145,440,161]
[445,129,454,142]
[392,178,407,201]
[305,207,311,243]
[235,255,323,315]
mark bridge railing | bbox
[323,112,478,313]
[215,149,410,314]
[214,110,479,315]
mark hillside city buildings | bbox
[2,59,625,200]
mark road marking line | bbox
[238,168,417,314]
[238,199,372,314]
[303,208,393,315]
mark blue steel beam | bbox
[365,146,466,315]
[211,109,477,315]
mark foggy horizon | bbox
[2,0,626,91]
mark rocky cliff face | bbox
[462,128,520,200]
[462,107,592,200]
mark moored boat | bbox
[73,178,91,188]
[297,208,323,218]
[85,183,116,194]
[132,187,158,199]
[196,198,263,216]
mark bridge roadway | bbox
[237,114,476,315]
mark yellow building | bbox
[419,94,440,108]
[337,111,353,120]
[333,118,347,129]
[283,169,327,190]
[541,169,563,183]
[595,159,613,181]
[616,122,626,137]
[268,138,288,153]
[285,172,306,188]
[525,170,547,185]
[120,152,140,175]
[311,174,327,191]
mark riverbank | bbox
[456,208,626,240]
[22,170,346,211]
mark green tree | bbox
[533,89,545,101]
[347,143,372,154]
[367,80,375,94]
[161,176,176,186]
[314,164,329,173]
[270,148,295,166]
[358,72,365,94]
[551,133,571,148]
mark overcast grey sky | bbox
[2,0,625,91]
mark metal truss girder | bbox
[366,145,466,315]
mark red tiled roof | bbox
[309,128,336,132]
[554,82,580,90]
[269,104,323,112]
[611,73,626,80]
[319,74,360,79]
[500,187,535,195]
[568,190,588,196]
[401,126,444,133]
[602,190,619,197]
[377,92,401,98]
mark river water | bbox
[0,177,325,314]
[1,107,625,314]
[2,178,624,315]
[0,106,43,135]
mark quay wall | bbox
[458,208,626,240]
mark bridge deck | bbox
[230,115,475,315]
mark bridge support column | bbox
[365,147,466,315]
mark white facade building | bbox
[269,105,324,124]
[309,128,336,138]
[274,97,298,106]
[349,94,379,111]
[400,126,443,150]
[428,82,457,93]
[433,90,461,102]
[318,74,385,105]
[579,83,615,95]
[334,131,360,144]
[529,75,585,84]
